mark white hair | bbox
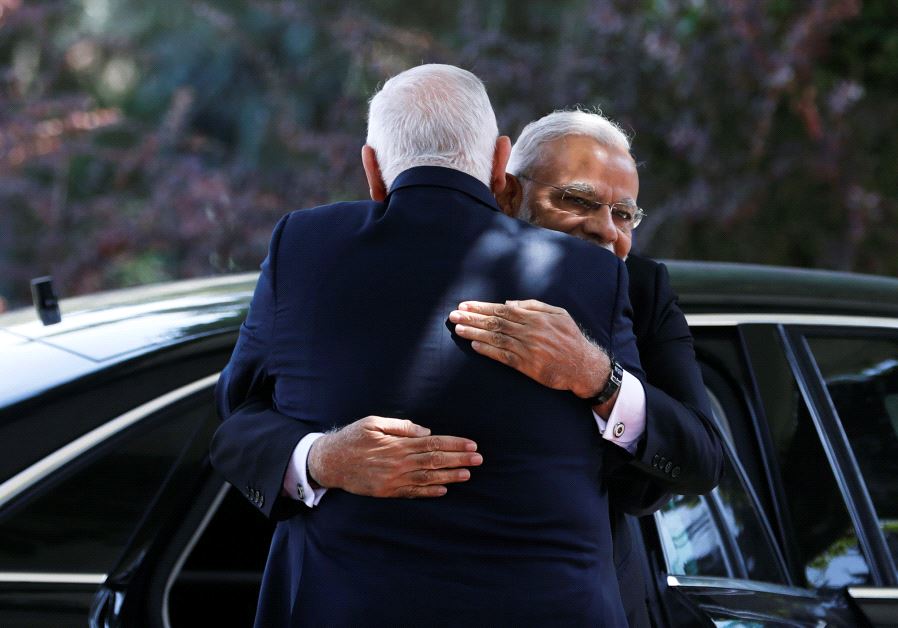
[506,109,632,177]
[366,64,498,189]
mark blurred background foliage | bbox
[1,0,897,310]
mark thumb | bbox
[374,417,431,437]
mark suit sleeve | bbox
[610,261,724,515]
[211,397,309,520]
[211,213,312,520]
[609,258,644,381]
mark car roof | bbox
[664,260,898,317]
[0,274,256,406]
[2,262,896,406]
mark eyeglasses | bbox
[518,174,646,230]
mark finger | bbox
[454,322,526,356]
[471,339,521,370]
[395,485,449,499]
[457,301,527,323]
[512,299,567,315]
[372,417,431,437]
[451,310,524,335]
[404,467,472,485]
[408,450,483,469]
[409,435,479,454]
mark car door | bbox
[0,335,233,628]
[646,321,869,626]
[786,324,898,625]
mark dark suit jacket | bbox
[212,166,643,626]
[609,254,723,627]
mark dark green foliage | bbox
[1,0,895,310]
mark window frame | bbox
[652,322,792,591]
[0,374,219,582]
[648,315,898,626]
[652,356,790,587]
[786,324,898,586]
[684,313,898,589]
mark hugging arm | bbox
[449,258,724,515]
[609,260,724,514]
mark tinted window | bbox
[168,487,274,627]
[743,326,871,590]
[657,455,782,583]
[0,391,211,573]
[657,493,728,577]
[807,334,898,567]
[0,339,232,485]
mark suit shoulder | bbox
[284,200,378,224]
[277,200,380,238]
[625,254,664,281]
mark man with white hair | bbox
[450,109,724,626]
[214,66,641,625]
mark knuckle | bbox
[428,436,443,451]
[504,350,517,365]
[491,331,506,346]
[486,316,501,331]
[430,451,445,468]
[495,305,507,317]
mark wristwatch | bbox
[585,357,623,406]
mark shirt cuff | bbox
[282,432,328,507]
[591,370,646,454]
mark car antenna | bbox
[31,276,62,325]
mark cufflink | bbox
[296,483,306,501]
[612,422,625,438]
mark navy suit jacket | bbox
[608,254,723,627]
[212,167,642,626]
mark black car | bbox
[1,263,897,627]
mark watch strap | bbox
[586,357,623,406]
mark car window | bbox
[168,486,274,627]
[656,379,783,584]
[806,334,898,569]
[0,390,211,573]
[0,339,232,485]
[744,326,872,590]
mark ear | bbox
[495,172,523,218]
[361,145,387,202]
[489,136,512,195]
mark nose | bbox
[580,209,618,249]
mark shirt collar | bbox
[386,166,500,213]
